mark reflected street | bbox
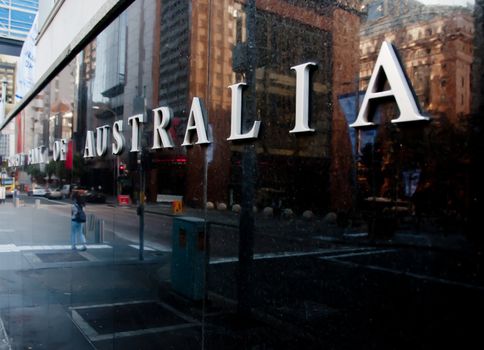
[1,196,483,349]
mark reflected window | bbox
[367,1,384,21]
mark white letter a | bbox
[182,97,211,146]
[350,41,428,128]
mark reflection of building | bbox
[360,0,475,121]
[0,0,39,163]
[250,0,361,212]
[49,69,76,140]
[82,42,96,82]
[75,11,127,192]
[74,1,159,194]
[15,94,42,156]
[0,61,15,104]
[352,0,476,208]
[157,0,190,120]
[151,0,235,204]
[0,59,16,160]
[148,0,361,211]
[0,0,38,41]
[13,63,75,169]
[472,0,484,115]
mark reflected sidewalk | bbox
[0,200,166,272]
[1,199,482,349]
[136,202,473,253]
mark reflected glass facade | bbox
[0,0,38,40]
[1,0,483,349]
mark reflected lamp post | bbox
[0,79,7,125]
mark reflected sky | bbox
[419,0,474,6]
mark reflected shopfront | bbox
[1,0,483,349]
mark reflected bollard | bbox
[35,199,40,209]
[82,214,105,243]
[14,198,20,208]
[87,214,96,233]
[94,219,104,243]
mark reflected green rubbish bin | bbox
[171,217,207,300]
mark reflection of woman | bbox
[0,186,5,204]
[71,193,87,251]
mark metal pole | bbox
[138,89,147,261]
[138,173,145,259]
[0,79,7,126]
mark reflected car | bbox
[60,184,71,199]
[71,186,88,199]
[46,187,63,199]
[28,186,48,196]
[85,190,106,203]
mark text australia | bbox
[8,41,427,167]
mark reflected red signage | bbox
[117,195,130,205]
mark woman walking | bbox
[0,186,5,204]
[71,192,87,251]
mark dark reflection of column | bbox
[237,0,257,318]
[469,0,484,250]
